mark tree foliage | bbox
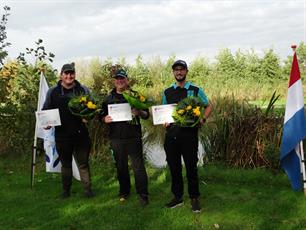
[0,6,10,67]
[0,39,56,155]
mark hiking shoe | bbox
[191,198,201,213]
[139,194,149,207]
[119,194,130,202]
[165,197,183,208]
[84,189,95,198]
[61,190,70,199]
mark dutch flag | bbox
[280,50,306,191]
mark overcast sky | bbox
[2,0,306,69]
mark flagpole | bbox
[291,44,306,195]
[299,141,306,195]
[31,71,44,189]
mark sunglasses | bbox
[173,68,186,72]
[114,76,126,80]
[64,70,75,75]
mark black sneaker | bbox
[165,197,183,208]
[119,194,130,202]
[139,194,149,207]
[191,198,201,213]
[61,190,70,199]
[84,189,95,198]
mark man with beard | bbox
[162,60,212,213]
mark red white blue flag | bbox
[280,51,306,191]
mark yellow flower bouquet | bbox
[123,89,154,110]
[172,97,205,127]
[68,94,101,120]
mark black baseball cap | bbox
[114,69,128,78]
[61,62,75,74]
[172,60,188,70]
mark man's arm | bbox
[201,102,212,124]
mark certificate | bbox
[108,103,132,122]
[36,109,61,128]
[151,104,176,125]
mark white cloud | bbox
[1,0,305,69]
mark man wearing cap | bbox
[101,69,150,207]
[43,62,94,199]
[162,60,212,213]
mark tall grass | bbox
[200,92,283,169]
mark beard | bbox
[175,76,186,82]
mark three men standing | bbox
[42,60,211,213]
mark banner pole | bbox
[299,141,306,195]
[31,72,44,188]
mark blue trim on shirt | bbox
[163,81,209,105]
[198,88,209,105]
[162,93,167,104]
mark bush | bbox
[200,92,283,169]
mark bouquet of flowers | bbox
[68,94,101,120]
[172,96,205,127]
[123,89,154,110]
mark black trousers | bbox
[56,136,91,191]
[164,134,200,199]
[110,138,148,196]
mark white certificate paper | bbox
[36,109,61,128]
[108,103,132,122]
[151,104,176,125]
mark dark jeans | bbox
[110,138,148,196]
[56,136,91,191]
[164,134,200,199]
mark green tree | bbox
[244,49,261,80]
[233,50,247,79]
[260,49,281,81]
[188,55,210,84]
[0,39,56,155]
[214,48,236,79]
[0,6,10,67]
[128,55,152,87]
[283,42,306,79]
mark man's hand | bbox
[200,117,206,125]
[132,108,148,118]
[43,125,51,130]
[131,108,141,116]
[103,115,113,123]
[163,122,170,128]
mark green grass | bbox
[1,155,306,230]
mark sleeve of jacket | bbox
[81,85,91,95]
[98,96,110,123]
[42,87,55,110]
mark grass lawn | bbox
[1,154,306,230]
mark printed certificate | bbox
[36,109,61,128]
[108,103,132,122]
[151,104,176,125]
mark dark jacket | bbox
[101,89,149,140]
[162,82,209,138]
[42,80,90,140]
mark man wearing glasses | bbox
[43,63,94,199]
[162,60,212,213]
